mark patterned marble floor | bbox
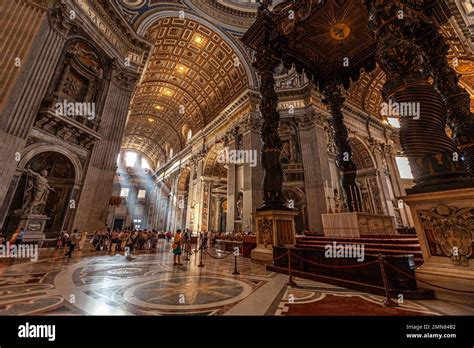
[0,240,472,316]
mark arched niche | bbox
[5,151,76,237]
[348,136,384,215]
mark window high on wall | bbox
[138,189,146,199]
[119,150,153,171]
[141,158,151,170]
[395,156,414,179]
[124,151,137,167]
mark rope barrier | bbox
[383,259,474,294]
[289,252,379,269]
[269,265,386,290]
[272,251,289,262]
[204,248,234,259]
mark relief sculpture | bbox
[419,204,474,266]
[259,218,273,248]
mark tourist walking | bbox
[64,229,78,258]
[110,230,119,252]
[172,229,183,266]
[0,230,6,246]
[91,231,100,251]
[78,231,87,251]
[16,228,25,245]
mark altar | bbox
[322,212,396,238]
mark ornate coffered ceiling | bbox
[122,17,250,166]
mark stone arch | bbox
[19,144,83,185]
[177,167,191,192]
[283,187,308,233]
[202,142,227,178]
[6,149,78,237]
[348,136,384,215]
[348,136,376,172]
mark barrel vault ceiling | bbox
[121,16,250,167]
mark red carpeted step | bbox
[295,242,421,251]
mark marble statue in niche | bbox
[23,168,55,215]
[281,141,291,164]
[236,191,243,220]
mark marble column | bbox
[370,140,393,216]
[185,164,195,231]
[153,184,163,230]
[226,139,237,232]
[199,179,213,232]
[128,187,137,228]
[192,158,204,232]
[298,109,331,232]
[62,185,82,233]
[213,195,221,232]
[73,68,139,232]
[242,113,263,233]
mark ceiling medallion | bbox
[329,22,351,41]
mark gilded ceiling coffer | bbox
[367,0,471,193]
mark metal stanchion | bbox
[287,249,297,287]
[185,240,190,261]
[232,247,240,275]
[377,254,397,307]
[198,239,205,267]
[194,234,199,253]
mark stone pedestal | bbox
[19,215,49,241]
[402,188,474,304]
[251,209,298,264]
[322,213,396,238]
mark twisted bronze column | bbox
[368,0,469,192]
[254,7,286,211]
[419,23,474,178]
[322,83,362,212]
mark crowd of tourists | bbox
[2,226,249,266]
[55,228,168,254]
[0,228,25,246]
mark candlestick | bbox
[349,185,355,212]
[348,185,353,212]
[334,190,341,213]
[327,194,333,214]
[353,185,359,212]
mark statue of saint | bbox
[236,193,243,220]
[23,168,54,215]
